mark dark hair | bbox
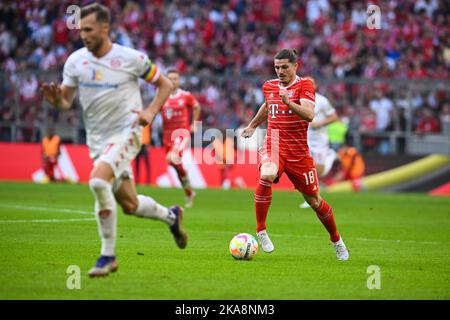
[274,49,298,63]
[81,3,111,24]
[166,68,179,75]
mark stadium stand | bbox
[0,0,449,155]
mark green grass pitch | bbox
[0,181,449,299]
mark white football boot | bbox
[332,238,349,261]
[299,201,311,209]
[257,230,275,253]
[185,191,196,208]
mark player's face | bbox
[80,13,109,53]
[274,59,297,85]
[168,72,180,90]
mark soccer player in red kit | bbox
[162,69,202,208]
[241,49,349,260]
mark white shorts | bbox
[94,129,142,181]
[310,145,336,177]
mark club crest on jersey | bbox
[110,58,121,68]
[288,90,295,98]
[269,93,274,98]
[178,100,184,106]
[91,69,103,81]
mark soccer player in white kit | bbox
[299,77,338,209]
[40,3,187,277]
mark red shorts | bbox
[259,154,320,195]
[164,135,189,157]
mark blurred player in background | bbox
[332,144,365,191]
[134,124,151,185]
[212,130,236,189]
[242,49,349,260]
[40,3,187,277]
[41,127,61,182]
[299,77,338,209]
[161,69,201,208]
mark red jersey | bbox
[262,76,315,161]
[161,89,198,147]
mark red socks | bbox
[254,179,273,232]
[314,199,340,242]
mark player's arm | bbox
[133,74,173,127]
[40,83,76,111]
[241,102,268,138]
[190,101,202,133]
[310,112,338,129]
[279,89,314,122]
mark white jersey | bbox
[308,93,336,149]
[62,43,160,159]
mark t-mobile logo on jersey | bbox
[269,104,279,119]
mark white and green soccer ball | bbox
[229,233,259,260]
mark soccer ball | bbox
[229,233,258,260]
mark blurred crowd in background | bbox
[0,0,449,153]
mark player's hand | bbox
[131,109,155,127]
[241,126,256,138]
[310,122,321,129]
[190,123,198,133]
[279,88,290,106]
[40,82,62,107]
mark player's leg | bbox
[301,191,349,260]
[323,147,337,177]
[254,161,280,253]
[43,158,51,182]
[114,176,188,249]
[301,147,327,208]
[166,148,195,208]
[134,149,141,185]
[300,191,349,260]
[88,161,118,277]
[47,157,57,181]
[143,146,151,184]
[287,160,349,260]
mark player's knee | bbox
[89,178,110,194]
[305,194,322,209]
[260,163,278,182]
[121,199,138,215]
[260,173,276,182]
[315,164,325,178]
[167,152,181,165]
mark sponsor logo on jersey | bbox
[91,69,103,81]
[166,108,173,120]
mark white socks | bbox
[134,195,175,226]
[89,178,117,257]
[89,178,176,256]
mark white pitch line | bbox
[353,237,438,245]
[221,231,439,245]
[0,218,96,224]
[0,205,440,245]
[0,204,93,215]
